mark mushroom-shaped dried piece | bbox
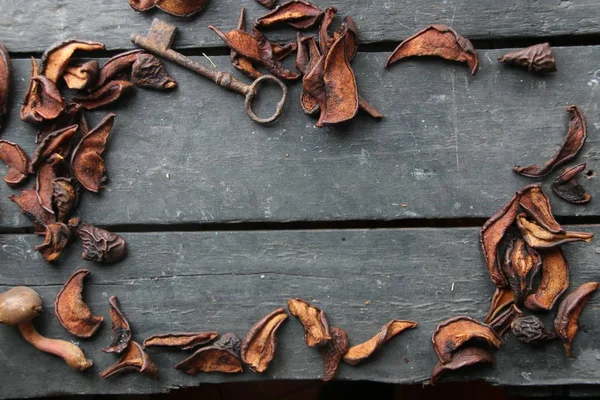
[63,61,99,90]
[552,163,591,204]
[175,333,243,374]
[343,320,418,366]
[385,25,479,75]
[502,238,541,304]
[36,103,83,143]
[287,298,331,347]
[95,50,143,88]
[255,0,323,29]
[36,153,68,214]
[524,248,569,311]
[9,187,55,230]
[0,140,30,186]
[554,282,599,357]
[21,74,65,123]
[103,295,132,353]
[29,124,77,173]
[55,269,103,338]
[431,346,494,385]
[498,43,556,73]
[488,304,522,337]
[318,7,337,54]
[432,316,501,364]
[132,53,177,90]
[71,113,114,193]
[41,40,105,83]
[72,80,133,110]
[255,30,300,81]
[52,177,77,222]
[516,213,593,249]
[129,0,156,12]
[320,326,348,382]
[143,331,218,350]
[514,105,587,177]
[256,0,276,8]
[70,219,127,264]
[511,315,556,344]
[519,184,562,233]
[100,341,159,379]
[35,222,72,263]
[155,0,206,17]
[241,308,288,372]
[0,42,11,134]
[484,287,514,324]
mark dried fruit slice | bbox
[320,326,348,382]
[129,0,156,12]
[431,347,494,385]
[70,219,127,264]
[73,80,133,110]
[29,125,77,173]
[255,0,323,29]
[287,298,331,347]
[231,9,263,80]
[132,53,176,90]
[103,295,132,354]
[52,177,77,222]
[41,40,105,83]
[0,140,30,186]
[21,74,65,123]
[155,0,206,17]
[95,49,143,88]
[9,187,55,230]
[318,7,337,54]
[36,103,83,143]
[35,222,72,263]
[516,213,593,249]
[175,333,243,374]
[498,43,556,73]
[502,238,541,304]
[255,30,300,81]
[552,163,591,204]
[0,42,11,134]
[100,341,159,379]
[21,58,42,123]
[143,331,218,350]
[209,26,296,64]
[484,287,514,324]
[524,248,570,311]
[511,315,556,344]
[63,61,99,90]
[36,154,68,214]
[241,308,288,372]
[519,184,562,233]
[55,269,103,338]
[488,304,522,337]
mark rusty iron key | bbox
[131,19,287,125]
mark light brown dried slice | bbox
[385,25,479,75]
[175,333,243,374]
[155,0,206,17]
[343,320,417,366]
[21,74,65,123]
[72,80,133,110]
[552,163,591,204]
[63,61,99,90]
[230,8,263,80]
[255,0,323,29]
[71,219,127,264]
[287,298,331,347]
[554,281,599,357]
[95,49,143,88]
[511,315,556,344]
[430,346,494,385]
[514,105,587,177]
[0,42,11,134]
[484,287,515,324]
[0,140,30,186]
[103,295,132,353]
[9,187,56,230]
[35,222,72,263]
[129,0,156,12]
[36,154,68,214]
[524,247,569,311]
[41,40,105,83]
[516,213,593,249]
[143,331,218,350]
[502,238,541,304]
[320,326,348,382]
[29,124,77,173]
[498,43,556,73]
[488,304,522,337]
[519,184,562,233]
[432,316,502,364]
[36,103,83,143]
[255,30,300,81]
[318,7,337,54]
[209,26,293,63]
[54,269,103,337]
[339,17,359,62]
[358,95,384,119]
[132,53,177,90]
[52,177,77,222]
[241,308,288,372]
[100,341,159,379]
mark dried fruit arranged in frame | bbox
[488,304,522,337]
[498,43,556,73]
[516,213,594,249]
[29,124,77,173]
[430,346,494,385]
[73,80,134,110]
[63,60,100,90]
[0,42,11,134]
[41,40,104,83]
[241,308,288,372]
[320,326,348,382]
[35,222,72,263]
[519,184,562,233]
[143,331,218,350]
[0,140,30,186]
[524,247,570,311]
[502,238,541,304]
[100,341,159,379]
[287,298,331,347]
[255,0,323,30]
[70,218,127,263]
[484,287,515,323]
[511,315,556,344]
[131,53,177,90]
[176,333,244,374]
[552,163,591,204]
[103,295,132,354]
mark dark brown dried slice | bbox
[103,295,132,353]
[287,298,331,347]
[256,0,276,8]
[340,17,359,62]
[524,248,569,311]
[36,103,83,143]
[385,25,479,75]
[209,26,294,63]
[72,80,133,110]
[255,30,300,81]
[241,308,288,372]
[100,341,159,379]
[36,154,68,214]
[54,269,103,337]
[35,222,72,263]
[255,0,322,29]
[132,53,176,90]
[514,106,587,177]
[0,42,11,134]
[71,219,127,263]
[41,40,105,83]
[230,8,263,80]
[554,281,599,357]
[155,0,206,17]
[358,96,384,119]
[516,213,593,249]
[488,304,522,337]
[343,320,417,366]
[175,333,243,374]
[430,346,494,385]
[9,187,55,230]
[95,49,143,88]
[297,34,321,115]
[432,316,502,364]
[52,177,77,222]
[0,140,29,186]
[320,326,348,382]
[21,74,65,123]
[498,43,556,73]
[519,184,562,233]
[502,238,541,304]
[143,331,218,350]
[129,0,156,12]
[511,315,556,344]
[552,163,591,204]
[484,287,515,324]
[318,7,337,54]
[29,124,77,173]
[21,58,42,123]
[63,61,99,90]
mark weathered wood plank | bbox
[0,226,599,398]
[1,0,599,53]
[1,47,599,228]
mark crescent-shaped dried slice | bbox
[95,49,143,88]
[432,316,502,364]
[484,287,514,324]
[9,187,55,230]
[52,177,77,222]
[287,298,331,347]
[209,26,293,64]
[255,0,323,29]
[511,315,556,344]
[516,213,593,249]
[340,17,359,62]
[73,80,134,110]
[554,281,599,357]
[175,333,243,374]
[241,308,288,372]
[155,0,206,17]
[498,43,556,73]
[143,331,218,350]
[514,105,587,177]
[36,153,68,214]
[318,7,337,54]
[297,34,321,115]
[0,140,29,186]
[103,295,132,353]
[100,341,159,379]
[488,304,522,337]
[502,238,541,304]
[55,269,103,337]
[129,0,156,12]
[519,184,562,233]
[255,30,300,80]
[22,75,65,122]
[320,326,348,382]
[35,222,72,263]
[431,346,494,385]
[552,163,591,204]
[385,25,479,75]
[524,247,569,311]
[29,124,77,173]
[132,53,176,90]
[0,42,11,134]
[63,60,99,90]
[41,40,105,83]
[36,103,83,143]
[343,320,418,365]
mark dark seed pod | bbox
[511,315,556,344]
[498,43,556,73]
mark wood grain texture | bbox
[1,0,600,53]
[1,226,600,398]
[1,47,599,228]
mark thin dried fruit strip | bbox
[132,53,176,90]
[63,61,99,90]
[519,184,562,233]
[256,30,300,80]
[9,187,56,230]
[0,42,11,134]
[511,315,556,344]
[176,333,243,374]
[320,326,348,382]
[155,0,206,17]
[255,0,323,29]
[103,295,132,353]
[502,238,541,304]
[498,43,556,73]
[385,25,479,75]
[143,331,218,350]
[430,347,494,385]
[318,7,337,54]
[340,17,359,62]
[54,269,103,338]
[35,222,72,263]
[241,308,288,372]
[100,341,159,379]
[484,287,514,324]
[95,49,143,88]
[343,320,417,365]
[524,247,569,311]
[552,163,591,205]
[21,58,42,123]
[488,304,522,337]
[41,40,105,83]
[516,213,593,249]
[36,154,68,214]
[514,105,587,177]
[287,298,331,347]
[70,218,127,264]
[432,316,501,364]
[52,178,77,223]
[73,80,134,110]
[0,140,30,186]
[29,124,77,173]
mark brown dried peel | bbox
[255,0,323,29]
[41,40,105,83]
[143,331,218,350]
[9,187,56,230]
[36,154,68,214]
[35,222,72,263]
[129,0,156,12]
[0,42,11,134]
[318,7,337,54]
[73,80,134,110]
[52,177,77,222]
[175,333,243,374]
[36,103,83,143]
[519,184,563,233]
[287,298,331,347]
[502,238,541,304]
[100,341,159,379]
[511,315,556,344]
[231,9,264,80]
[430,346,494,385]
[155,0,206,17]
[498,43,556,73]
[95,49,143,88]
[241,308,288,373]
[516,213,593,249]
[71,219,127,264]
[524,247,570,311]
[488,304,522,337]
[318,326,348,382]
[256,0,277,8]
[132,53,177,90]
[255,30,301,81]
[484,287,515,324]
[0,140,30,186]
[63,60,99,90]
[552,163,591,204]
[22,74,65,123]
[29,124,77,173]
[103,295,132,354]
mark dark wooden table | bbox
[1,1,600,398]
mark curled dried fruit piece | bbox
[0,42,11,133]
[100,341,159,379]
[70,219,127,263]
[488,304,522,337]
[498,43,556,73]
[502,238,541,304]
[143,331,218,350]
[0,140,30,186]
[552,163,591,204]
[9,187,55,230]
[55,269,103,338]
[103,295,132,353]
[21,74,65,123]
[41,40,105,83]
[431,347,494,385]
[514,106,587,177]
[484,287,514,324]
[432,316,501,364]
[129,0,155,12]
[287,298,331,347]
[554,282,599,357]
[35,222,72,263]
[516,213,593,249]
[241,308,288,372]
[132,53,176,90]
[231,9,263,80]
[29,124,77,173]
[255,0,323,29]
[385,25,479,75]
[511,315,556,344]
[73,80,133,110]
[176,333,243,374]
[36,154,68,214]
[318,7,337,54]
[52,177,77,222]
[343,320,417,365]
[36,103,83,143]
[95,49,143,88]
[524,248,569,311]
[320,326,348,382]
[519,184,562,233]
[63,61,99,90]
[256,30,300,81]
[155,0,206,17]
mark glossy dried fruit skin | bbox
[36,154,68,214]
[488,304,522,337]
[255,0,323,29]
[35,222,72,263]
[519,184,562,233]
[502,238,541,304]
[498,43,556,73]
[524,248,569,311]
[385,25,479,75]
[554,282,599,357]
[516,213,593,249]
[72,220,127,264]
[22,74,66,123]
[54,269,103,338]
[431,346,494,385]
[73,80,134,110]
[552,163,591,204]
[343,320,417,365]
[52,178,77,222]
[0,42,11,134]
[63,61,99,90]
[432,316,502,364]
[287,298,331,347]
[132,53,177,90]
[514,106,587,177]
[241,308,288,373]
[484,287,514,324]
[320,326,348,382]
[256,30,301,81]
[41,40,105,83]
[95,49,143,88]
[143,331,218,350]
[0,140,30,186]
[129,0,155,12]
[155,0,206,17]
[100,341,159,379]
[511,315,556,344]
[176,333,243,374]
[103,295,132,353]
[9,187,55,230]
[29,124,77,173]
